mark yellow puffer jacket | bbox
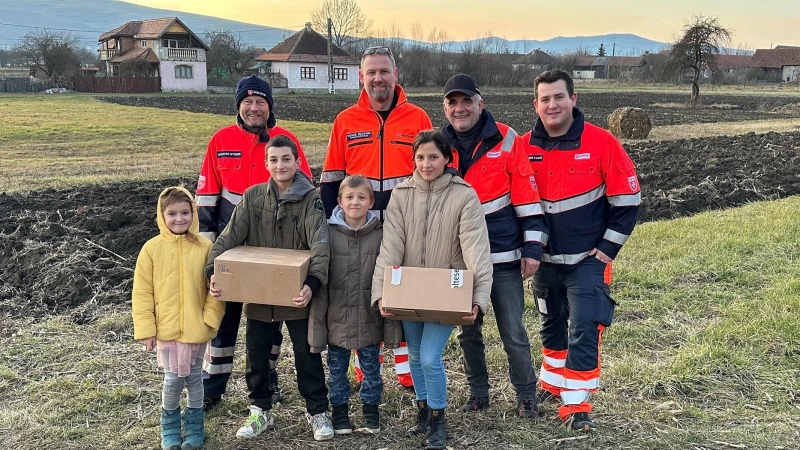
[132,186,225,343]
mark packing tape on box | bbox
[391,266,402,285]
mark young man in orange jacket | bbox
[521,70,641,432]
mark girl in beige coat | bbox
[372,130,493,450]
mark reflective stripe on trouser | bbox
[354,343,385,382]
[395,342,414,387]
[532,257,614,420]
[203,301,243,398]
[557,324,605,420]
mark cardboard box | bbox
[214,246,310,306]
[381,266,473,326]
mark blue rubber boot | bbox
[160,408,181,450]
[181,407,205,450]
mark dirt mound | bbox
[3,131,800,322]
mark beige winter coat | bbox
[372,170,493,314]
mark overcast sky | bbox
[120,0,798,50]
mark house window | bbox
[301,66,315,79]
[163,39,178,48]
[141,40,147,48]
[175,65,193,79]
[333,67,348,80]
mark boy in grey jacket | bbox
[311,175,401,435]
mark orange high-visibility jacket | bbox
[320,85,432,220]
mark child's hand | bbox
[292,284,312,308]
[140,337,156,351]
[462,305,479,323]
[209,274,221,297]
[378,299,394,317]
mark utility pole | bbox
[327,18,335,94]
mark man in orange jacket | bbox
[521,70,641,432]
[320,46,433,394]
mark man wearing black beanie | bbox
[196,75,313,411]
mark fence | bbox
[72,76,161,93]
[0,78,58,93]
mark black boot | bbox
[362,403,381,434]
[424,409,446,450]
[331,403,353,435]
[406,399,430,436]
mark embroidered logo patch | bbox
[347,131,372,141]
[216,151,242,158]
[574,153,590,160]
[529,176,538,190]
[529,155,543,162]
[314,198,324,212]
[628,176,638,192]
[395,132,414,139]
[487,150,501,158]
[197,175,206,190]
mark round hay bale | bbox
[608,107,652,139]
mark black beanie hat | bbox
[235,75,276,127]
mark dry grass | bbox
[633,118,800,142]
[650,102,739,109]
[0,94,331,193]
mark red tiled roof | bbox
[748,48,800,69]
[714,54,751,69]
[257,26,358,64]
[99,17,208,50]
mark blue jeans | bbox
[458,268,538,400]
[327,343,383,406]
[402,320,454,410]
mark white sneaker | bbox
[306,412,334,441]
[236,405,274,439]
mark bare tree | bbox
[204,29,261,85]
[310,0,373,50]
[401,22,430,87]
[14,30,80,82]
[666,15,732,106]
[427,28,454,86]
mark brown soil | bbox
[3,128,800,323]
[99,91,800,132]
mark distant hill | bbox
[0,0,668,56]
[0,0,294,51]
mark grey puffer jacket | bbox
[309,207,402,352]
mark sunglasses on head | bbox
[363,46,392,56]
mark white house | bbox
[98,17,208,92]
[255,23,359,93]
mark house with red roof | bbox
[255,23,359,92]
[98,17,209,92]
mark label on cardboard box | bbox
[214,246,310,306]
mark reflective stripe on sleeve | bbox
[320,170,346,183]
[608,192,642,207]
[491,248,522,264]
[524,230,547,244]
[603,229,630,245]
[196,194,219,207]
[221,187,243,206]
[514,202,543,217]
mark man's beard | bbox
[367,83,391,102]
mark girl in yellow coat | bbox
[132,186,224,450]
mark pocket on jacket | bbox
[216,157,241,171]
[594,286,617,327]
